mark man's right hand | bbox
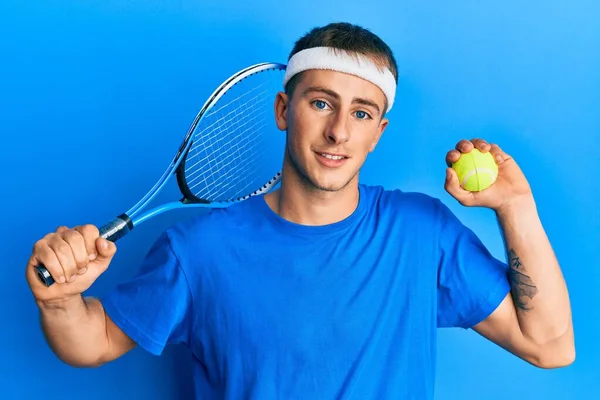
[26,224,117,304]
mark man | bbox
[26,22,574,399]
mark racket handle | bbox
[34,214,133,287]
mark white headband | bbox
[283,46,396,112]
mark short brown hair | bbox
[285,22,398,108]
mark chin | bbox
[306,171,357,193]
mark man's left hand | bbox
[444,138,534,212]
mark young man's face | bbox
[275,69,389,193]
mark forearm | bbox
[38,295,111,367]
[496,195,573,345]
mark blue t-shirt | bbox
[101,184,510,399]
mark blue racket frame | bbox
[35,62,287,286]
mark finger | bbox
[489,143,512,164]
[470,138,491,152]
[445,149,462,167]
[62,230,90,276]
[95,237,117,260]
[31,240,67,284]
[84,237,117,277]
[56,225,69,234]
[47,234,79,283]
[455,139,474,153]
[445,168,475,206]
[75,224,100,261]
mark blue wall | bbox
[2,0,598,398]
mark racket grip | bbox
[34,214,133,287]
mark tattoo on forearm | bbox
[507,249,538,311]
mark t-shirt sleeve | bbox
[100,230,194,356]
[435,199,511,329]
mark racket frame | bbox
[35,62,287,286]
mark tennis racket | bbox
[35,62,288,287]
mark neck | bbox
[264,166,360,227]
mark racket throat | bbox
[180,197,209,205]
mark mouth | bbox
[318,152,347,160]
[315,151,349,167]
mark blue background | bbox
[1,0,598,399]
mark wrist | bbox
[495,194,543,239]
[495,194,537,220]
[37,294,84,313]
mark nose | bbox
[324,112,350,144]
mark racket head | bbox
[33,63,288,288]
[175,62,287,205]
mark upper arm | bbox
[99,230,195,357]
[434,200,511,329]
[103,311,137,363]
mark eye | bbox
[312,100,329,110]
[355,110,371,120]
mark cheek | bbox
[285,114,310,159]
[354,124,381,149]
[288,108,319,145]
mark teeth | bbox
[321,153,344,160]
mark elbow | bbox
[54,351,109,369]
[64,361,105,369]
[524,321,576,369]
[532,338,576,369]
[58,357,105,369]
[535,350,575,369]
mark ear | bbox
[274,92,289,131]
[369,117,389,152]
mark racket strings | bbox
[194,97,272,200]
[189,104,270,199]
[203,81,270,120]
[192,107,270,200]
[184,87,272,179]
[207,113,273,200]
[185,82,271,148]
[182,69,285,202]
[185,92,271,188]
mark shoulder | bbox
[359,183,467,239]
[360,183,449,219]
[159,196,267,250]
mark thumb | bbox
[78,237,116,283]
[444,167,474,206]
[94,237,117,262]
[77,237,116,284]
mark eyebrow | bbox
[302,86,381,116]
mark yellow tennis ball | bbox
[451,149,499,192]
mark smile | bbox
[315,152,349,168]
[319,153,347,160]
